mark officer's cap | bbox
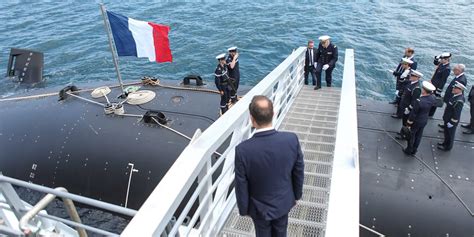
[402,58,414,64]
[439,52,451,59]
[318,35,330,41]
[454,81,466,90]
[422,81,435,92]
[216,53,226,60]
[228,46,238,52]
[410,69,423,78]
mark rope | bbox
[141,76,221,94]
[366,110,474,217]
[66,92,105,107]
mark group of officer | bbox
[214,46,240,115]
[390,47,473,155]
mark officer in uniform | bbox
[391,58,415,106]
[304,40,317,86]
[403,81,436,155]
[215,53,232,115]
[461,85,474,134]
[226,46,240,104]
[438,81,466,151]
[439,64,467,129]
[390,48,417,104]
[314,35,338,89]
[428,52,451,117]
[392,69,422,124]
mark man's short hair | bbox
[249,95,273,126]
[407,48,414,54]
[308,40,314,44]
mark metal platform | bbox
[220,86,341,236]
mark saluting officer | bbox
[439,64,467,128]
[428,52,452,117]
[227,46,240,104]
[461,85,474,134]
[392,69,422,125]
[438,81,466,151]
[215,53,231,115]
[403,81,436,155]
[314,35,338,89]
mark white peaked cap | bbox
[422,81,435,92]
[454,81,466,90]
[216,53,226,60]
[410,69,423,77]
[440,52,451,59]
[402,58,414,64]
[318,35,330,41]
[228,46,238,51]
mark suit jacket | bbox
[304,47,317,71]
[235,129,304,221]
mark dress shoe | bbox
[402,148,413,156]
[437,142,445,146]
[438,123,445,128]
[391,114,401,119]
[314,86,321,90]
[461,124,472,129]
[438,129,444,133]
[463,130,474,135]
[437,145,449,151]
[395,135,404,140]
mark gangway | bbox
[123,47,359,236]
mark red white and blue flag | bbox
[106,11,172,63]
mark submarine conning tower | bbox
[6,48,44,84]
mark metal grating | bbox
[220,87,341,236]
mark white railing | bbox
[325,49,359,236]
[122,47,307,236]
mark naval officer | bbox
[392,69,422,125]
[227,46,240,103]
[428,52,452,117]
[390,48,417,105]
[439,64,467,129]
[215,53,231,115]
[391,58,415,106]
[304,40,317,86]
[438,81,466,151]
[314,35,338,89]
[403,81,436,155]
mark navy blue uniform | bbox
[397,81,421,123]
[215,63,231,114]
[443,74,467,103]
[393,56,417,90]
[226,55,240,103]
[468,86,474,131]
[441,93,465,150]
[405,94,436,154]
[304,47,317,85]
[429,63,451,116]
[315,43,338,87]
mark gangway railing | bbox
[122,47,307,236]
[0,174,137,236]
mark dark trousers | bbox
[252,214,288,237]
[428,94,442,117]
[406,124,425,153]
[230,78,240,103]
[220,88,230,114]
[442,122,457,150]
[315,64,334,87]
[304,67,317,85]
[470,103,474,130]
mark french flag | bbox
[106,11,172,63]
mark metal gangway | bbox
[123,47,359,236]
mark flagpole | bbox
[99,3,125,96]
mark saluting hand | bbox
[234,52,239,60]
[220,90,224,95]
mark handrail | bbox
[19,187,87,237]
[325,49,359,236]
[122,47,307,236]
[0,175,136,217]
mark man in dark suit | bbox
[461,85,474,134]
[403,81,436,155]
[314,35,338,89]
[438,81,466,151]
[304,40,317,86]
[235,95,304,237]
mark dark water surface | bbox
[1,1,473,234]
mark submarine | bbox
[0,48,233,210]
